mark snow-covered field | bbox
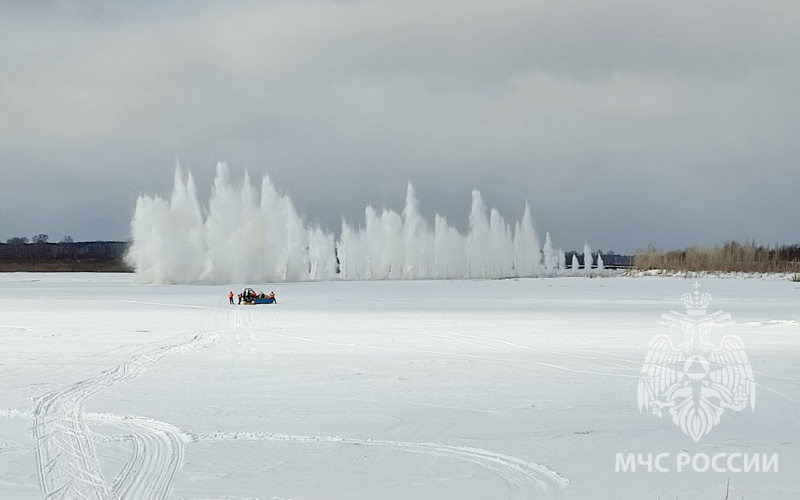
[1,274,798,500]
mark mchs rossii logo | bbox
[638,283,755,443]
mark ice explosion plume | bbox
[127,163,577,283]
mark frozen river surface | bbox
[0,274,798,499]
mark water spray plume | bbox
[127,162,587,283]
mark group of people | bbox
[228,290,275,304]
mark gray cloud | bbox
[1,0,799,251]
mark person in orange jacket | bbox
[228,291,234,305]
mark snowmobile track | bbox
[196,431,568,499]
[84,413,190,500]
[31,331,217,500]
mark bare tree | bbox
[32,234,49,244]
[60,235,74,244]
[5,236,29,259]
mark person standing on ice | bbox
[237,293,243,304]
[228,291,234,304]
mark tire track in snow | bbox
[195,431,569,499]
[32,331,216,500]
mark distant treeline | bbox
[0,237,131,272]
[634,241,800,273]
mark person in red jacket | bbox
[228,291,234,305]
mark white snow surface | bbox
[1,273,798,499]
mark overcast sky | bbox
[1,0,798,253]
